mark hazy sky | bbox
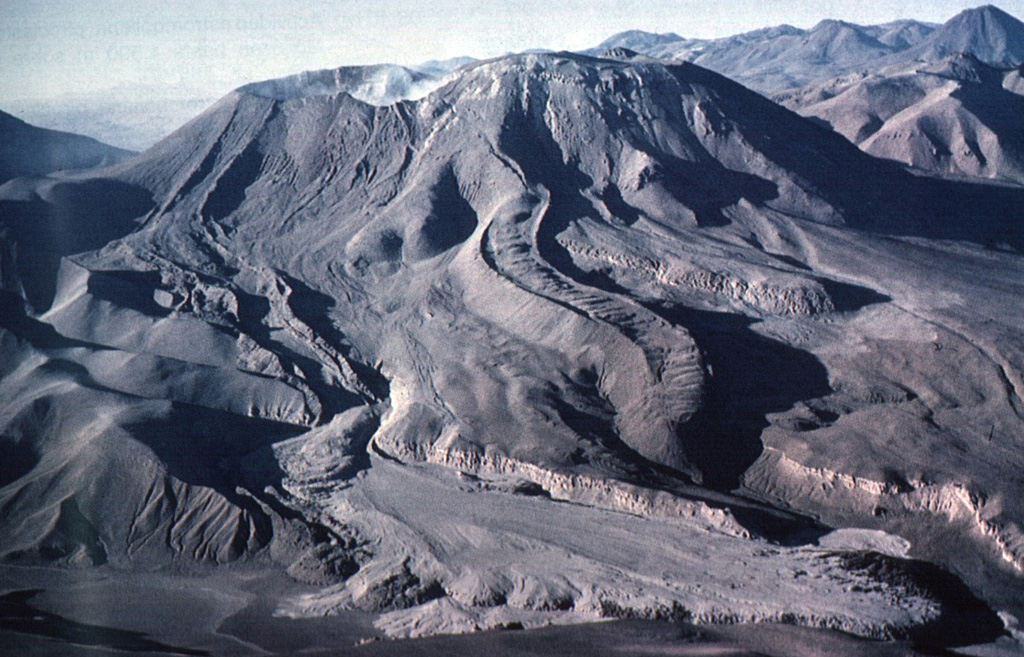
[3,0,1023,101]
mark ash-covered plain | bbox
[1,40,1023,657]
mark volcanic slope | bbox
[0,109,135,184]
[1,52,1022,643]
[777,54,1024,185]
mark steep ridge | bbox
[1,52,1022,642]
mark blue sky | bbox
[3,0,1023,101]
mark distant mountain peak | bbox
[593,29,686,53]
[730,24,805,41]
[600,29,683,45]
[959,4,1017,19]
[944,3,1023,33]
[811,18,863,31]
[920,3,1024,66]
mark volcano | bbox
[1,51,1022,650]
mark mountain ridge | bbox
[591,4,1024,93]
